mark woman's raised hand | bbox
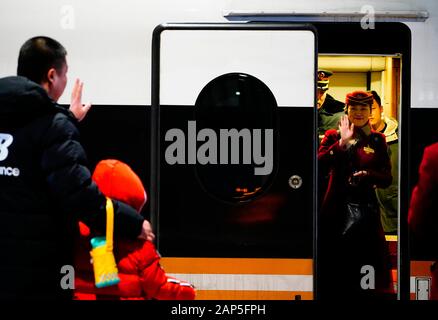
[339,115,354,147]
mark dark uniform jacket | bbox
[0,76,144,300]
[317,128,393,299]
[318,93,345,138]
[319,129,392,221]
[317,94,346,206]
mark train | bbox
[1,0,437,300]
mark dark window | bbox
[194,73,277,203]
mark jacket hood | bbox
[383,115,398,143]
[0,76,69,128]
[92,159,147,213]
[78,159,147,237]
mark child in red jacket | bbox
[74,159,195,300]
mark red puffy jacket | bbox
[74,159,195,300]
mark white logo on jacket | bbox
[0,133,13,161]
[0,133,20,177]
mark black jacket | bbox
[0,76,144,299]
[318,94,345,137]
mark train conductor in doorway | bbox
[318,90,394,299]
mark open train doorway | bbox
[313,22,410,300]
[317,53,402,300]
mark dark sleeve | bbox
[363,134,392,188]
[318,130,347,169]
[40,113,144,239]
[409,145,438,236]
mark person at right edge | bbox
[0,36,153,300]
[318,91,394,300]
[409,142,438,300]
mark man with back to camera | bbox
[0,36,154,300]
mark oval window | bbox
[194,73,277,203]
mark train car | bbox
[1,0,437,300]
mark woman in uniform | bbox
[318,91,394,300]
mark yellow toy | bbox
[90,197,120,288]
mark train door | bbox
[313,22,410,300]
[151,24,316,300]
[316,53,402,300]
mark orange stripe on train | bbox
[161,258,313,275]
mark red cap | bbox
[345,91,373,107]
